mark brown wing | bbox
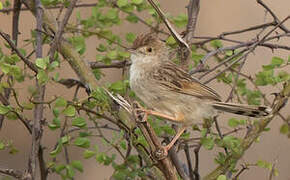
[151,62,221,101]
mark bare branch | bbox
[0,167,24,179]
[49,0,78,61]
[28,0,45,179]
[146,0,189,49]
[185,0,200,43]
[257,0,289,33]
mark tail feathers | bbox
[211,102,272,118]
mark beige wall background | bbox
[0,0,289,179]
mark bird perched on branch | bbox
[129,33,272,155]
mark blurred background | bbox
[0,0,289,179]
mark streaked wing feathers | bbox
[152,62,221,101]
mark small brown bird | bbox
[129,34,272,153]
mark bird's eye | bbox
[146,47,153,53]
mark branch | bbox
[146,0,189,49]
[28,0,45,179]
[0,2,98,13]
[89,60,130,69]
[49,0,78,61]
[185,0,200,43]
[22,0,99,89]
[0,31,38,73]
[0,167,24,179]
[257,0,289,33]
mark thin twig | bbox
[49,0,78,61]
[185,0,200,43]
[257,0,289,33]
[0,31,38,73]
[0,2,98,13]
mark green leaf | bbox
[280,124,289,134]
[49,61,59,69]
[97,44,107,52]
[0,141,5,150]
[0,2,3,10]
[172,13,188,28]
[83,150,96,159]
[55,164,66,173]
[117,0,128,7]
[210,40,223,49]
[71,160,83,172]
[54,97,67,107]
[66,165,75,179]
[72,117,87,128]
[228,118,239,128]
[107,50,118,60]
[126,14,139,23]
[0,105,10,115]
[271,56,284,67]
[132,0,143,5]
[50,142,62,157]
[35,57,49,70]
[61,135,70,144]
[63,105,76,117]
[217,175,227,180]
[36,70,49,85]
[74,137,90,148]
[201,137,214,150]
[106,9,118,20]
[166,36,176,46]
[126,32,136,43]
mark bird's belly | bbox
[132,83,215,125]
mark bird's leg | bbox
[164,126,187,151]
[154,126,187,160]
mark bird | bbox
[128,33,272,154]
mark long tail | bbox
[211,102,272,117]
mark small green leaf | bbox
[217,175,227,180]
[55,164,65,173]
[36,70,49,85]
[61,135,70,144]
[228,118,239,128]
[0,141,5,150]
[72,117,87,128]
[166,36,176,46]
[201,137,214,150]
[172,13,188,28]
[106,9,118,20]
[0,105,10,115]
[126,32,136,43]
[66,165,75,179]
[63,105,76,117]
[132,0,143,5]
[0,2,3,10]
[210,40,223,49]
[83,150,96,159]
[107,50,118,60]
[126,14,138,23]
[271,56,284,67]
[71,160,83,172]
[74,137,90,148]
[117,0,128,7]
[50,61,59,69]
[35,57,49,70]
[54,97,67,107]
[50,142,62,157]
